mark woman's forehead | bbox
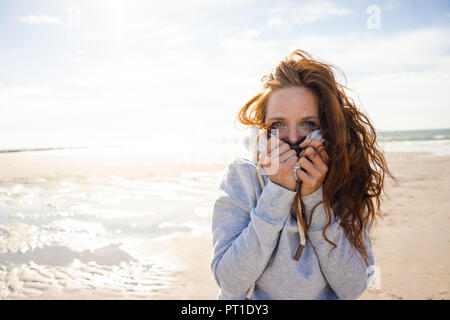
[266,87,319,119]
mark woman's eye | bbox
[271,122,285,128]
[303,121,317,127]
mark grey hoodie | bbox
[210,130,375,300]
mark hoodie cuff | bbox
[255,178,297,220]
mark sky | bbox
[1,0,449,149]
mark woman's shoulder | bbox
[212,158,261,237]
[224,156,261,179]
[221,156,263,195]
[231,156,258,168]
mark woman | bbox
[210,49,395,300]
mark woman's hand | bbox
[259,136,299,192]
[296,139,330,197]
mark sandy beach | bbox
[0,150,449,300]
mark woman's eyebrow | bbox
[267,116,319,121]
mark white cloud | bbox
[284,27,450,130]
[79,30,106,41]
[243,29,263,39]
[266,17,289,28]
[0,85,55,96]
[381,0,403,11]
[350,70,450,131]
[18,15,62,26]
[216,37,287,80]
[289,27,450,74]
[270,0,352,25]
[294,1,352,24]
[126,22,196,47]
[119,0,254,16]
[76,21,197,49]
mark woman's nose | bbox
[287,126,300,145]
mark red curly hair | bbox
[236,49,396,266]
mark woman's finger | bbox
[301,147,328,175]
[259,152,269,166]
[300,140,330,164]
[299,156,321,178]
[296,167,314,185]
[266,136,283,156]
[261,142,292,169]
[268,143,290,160]
[279,149,297,163]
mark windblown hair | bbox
[236,49,396,267]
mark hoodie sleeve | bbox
[210,157,297,297]
[301,185,376,300]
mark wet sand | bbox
[0,151,449,299]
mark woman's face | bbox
[264,86,320,148]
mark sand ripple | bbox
[0,259,177,299]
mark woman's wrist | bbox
[301,185,323,201]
